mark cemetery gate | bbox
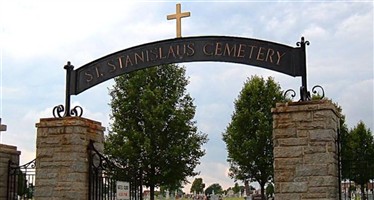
[7,159,36,200]
[340,160,374,199]
[88,140,137,200]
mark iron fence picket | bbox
[341,159,374,200]
[7,159,36,200]
[88,140,132,200]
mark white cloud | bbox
[302,24,328,40]
[339,79,374,130]
[0,1,163,60]
[335,12,373,41]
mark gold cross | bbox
[167,3,190,38]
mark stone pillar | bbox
[35,117,105,200]
[0,144,21,200]
[272,100,340,200]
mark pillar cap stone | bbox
[35,117,105,131]
[0,143,21,155]
[272,100,339,116]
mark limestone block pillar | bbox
[272,100,340,200]
[35,117,105,200]
[0,144,20,200]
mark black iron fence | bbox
[341,159,374,200]
[7,159,36,200]
[88,140,132,200]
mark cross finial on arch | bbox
[167,3,191,38]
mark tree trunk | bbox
[150,184,155,200]
[244,180,250,196]
[140,183,143,200]
[139,167,143,200]
[260,182,266,200]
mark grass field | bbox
[221,197,243,200]
[176,197,244,200]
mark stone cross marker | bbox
[0,118,7,142]
[0,118,6,132]
[167,3,190,38]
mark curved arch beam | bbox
[70,36,303,95]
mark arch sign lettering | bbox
[75,36,303,95]
[52,4,323,118]
[53,35,317,118]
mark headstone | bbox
[210,191,218,200]
[166,189,170,199]
[252,194,262,200]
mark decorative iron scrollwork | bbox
[284,85,325,102]
[284,89,297,100]
[53,104,83,118]
[311,85,325,99]
[70,106,84,117]
[7,159,36,200]
[283,37,326,102]
[52,61,84,118]
[53,105,65,118]
[296,37,310,47]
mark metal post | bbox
[297,37,310,101]
[53,61,83,118]
[337,127,342,200]
[64,62,74,117]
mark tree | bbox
[222,75,284,200]
[265,183,274,198]
[105,64,208,200]
[341,121,374,200]
[232,182,240,195]
[204,183,223,195]
[190,178,205,194]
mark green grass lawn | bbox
[154,195,248,200]
[222,197,243,200]
[176,197,244,200]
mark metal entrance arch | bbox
[52,36,320,118]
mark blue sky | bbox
[0,0,373,193]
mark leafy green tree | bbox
[341,121,374,200]
[204,183,223,195]
[334,103,350,181]
[190,178,205,194]
[239,185,245,196]
[265,183,274,198]
[232,182,240,194]
[222,75,284,200]
[105,64,208,200]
